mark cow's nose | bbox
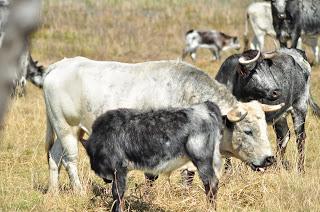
[264,156,276,166]
[278,13,286,19]
[271,89,281,99]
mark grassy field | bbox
[1,0,320,211]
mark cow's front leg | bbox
[312,45,319,65]
[194,160,219,209]
[291,29,301,48]
[273,117,290,169]
[291,107,307,173]
[48,138,63,193]
[112,168,127,212]
[60,134,82,192]
[209,47,219,61]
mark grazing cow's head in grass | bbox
[222,101,282,170]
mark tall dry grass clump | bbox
[1,0,320,211]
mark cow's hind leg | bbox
[48,138,63,192]
[291,106,307,173]
[273,117,291,169]
[112,168,127,212]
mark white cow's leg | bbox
[191,52,197,60]
[48,138,63,192]
[312,45,319,64]
[256,35,264,51]
[297,38,303,50]
[60,134,82,192]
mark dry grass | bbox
[1,0,320,211]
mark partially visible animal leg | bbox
[112,168,127,212]
[291,107,307,173]
[59,133,83,192]
[256,34,264,51]
[312,45,319,65]
[291,30,301,48]
[144,173,158,187]
[273,117,290,169]
[224,158,233,174]
[181,169,195,187]
[193,160,218,209]
[191,51,197,61]
[296,37,303,50]
[48,138,63,192]
[182,48,189,60]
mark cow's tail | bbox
[308,92,320,117]
[243,10,250,51]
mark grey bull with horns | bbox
[216,48,320,172]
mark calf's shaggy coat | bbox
[81,101,223,212]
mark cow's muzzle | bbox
[249,156,276,171]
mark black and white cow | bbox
[216,48,320,172]
[81,101,224,211]
[182,29,240,61]
[271,0,320,49]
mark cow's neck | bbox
[192,79,238,115]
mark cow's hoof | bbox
[46,186,59,195]
[181,170,195,187]
[282,160,291,170]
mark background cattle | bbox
[271,0,320,52]
[182,29,240,61]
[216,48,320,172]
[244,1,319,64]
[43,58,281,192]
[0,0,41,124]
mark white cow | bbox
[43,58,282,192]
[244,1,319,63]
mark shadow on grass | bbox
[90,181,165,211]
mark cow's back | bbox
[43,58,230,133]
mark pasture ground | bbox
[1,0,320,211]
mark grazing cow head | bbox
[271,0,288,19]
[235,50,282,102]
[26,55,44,88]
[222,101,282,170]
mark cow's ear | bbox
[226,106,248,122]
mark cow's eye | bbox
[244,129,253,136]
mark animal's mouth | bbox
[248,162,272,172]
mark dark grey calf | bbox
[81,101,223,212]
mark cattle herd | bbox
[1,0,320,211]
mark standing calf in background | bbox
[182,29,240,61]
[81,101,276,212]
